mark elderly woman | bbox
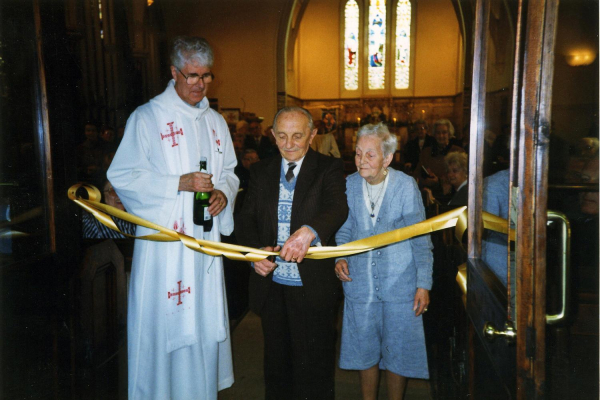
[424,151,469,207]
[413,119,465,200]
[445,151,469,206]
[335,123,433,399]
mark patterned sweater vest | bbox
[272,164,303,286]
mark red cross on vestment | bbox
[160,122,184,147]
[168,280,191,305]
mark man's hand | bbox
[334,259,352,282]
[253,245,281,277]
[208,190,227,216]
[178,172,214,192]
[280,226,315,263]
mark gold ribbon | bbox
[69,183,471,262]
[69,183,514,261]
[456,263,467,305]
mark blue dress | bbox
[336,168,433,378]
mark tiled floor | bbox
[219,311,432,400]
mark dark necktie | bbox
[286,162,296,182]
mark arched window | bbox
[344,0,360,90]
[341,0,415,97]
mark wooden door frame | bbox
[467,0,560,397]
[516,0,559,398]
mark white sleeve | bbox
[107,107,180,228]
[213,116,240,236]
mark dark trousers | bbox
[260,282,337,400]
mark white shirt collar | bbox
[281,156,306,179]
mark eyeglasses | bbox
[176,68,214,85]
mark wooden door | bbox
[464,0,561,398]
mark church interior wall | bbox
[295,0,462,99]
[412,0,462,97]
[296,0,341,99]
[551,0,599,141]
[161,0,287,124]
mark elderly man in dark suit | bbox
[236,106,348,399]
[403,119,436,172]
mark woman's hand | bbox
[335,259,352,282]
[413,288,430,316]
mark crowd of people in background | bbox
[76,110,599,247]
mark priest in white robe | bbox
[107,36,239,400]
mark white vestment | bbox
[108,80,239,400]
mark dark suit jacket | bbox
[404,135,436,171]
[448,183,468,206]
[244,135,278,160]
[235,148,349,314]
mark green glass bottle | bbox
[193,157,213,231]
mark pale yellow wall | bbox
[296,0,462,99]
[160,0,463,121]
[296,0,341,99]
[162,0,285,124]
[413,0,461,96]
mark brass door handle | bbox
[546,210,570,325]
[483,321,516,344]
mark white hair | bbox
[357,123,398,157]
[170,36,214,69]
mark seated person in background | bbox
[234,149,259,190]
[565,137,600,182]
[562,146,599,295]
[571,155,599,295]
[404,120,435,172]
[423,151,468,207]
[413,119,465,201]
[364,106,386,124]
[236,120,249,137]
[233,149,259,214]
[311,119,341,158]
[244,117,277,159]
[232,131,246,160]
[82,179,136,239]
[99,125,119,154]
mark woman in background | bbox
[423,151,469,207]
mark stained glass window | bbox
[368,0,386,90]
[344,0,360,91]
[343,0,413,93]
[395,0,411,89]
